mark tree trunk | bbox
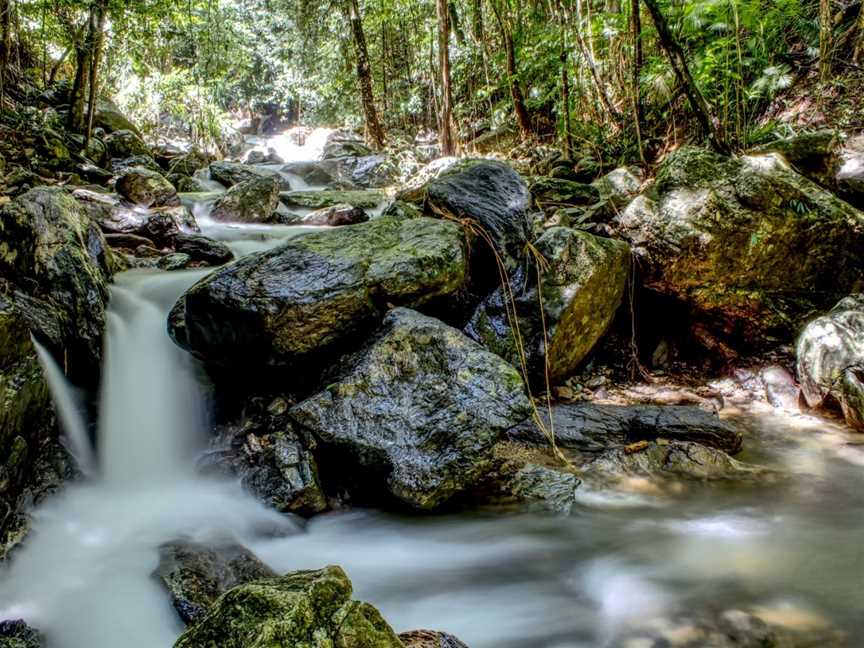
[437,0,456,155]
[67,44,90,133]
[631,0,645,161]
[855,4,864,64]
[819,0,832,81]
[488,0,532,136]
[0,0,10,104]
[346,0,386,149]
[641,0,729,154]
[574,0,621,123]
[85,0,108,146]
[555,2,572,157]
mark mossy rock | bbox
[104,129,151,160]
[279,189,387,210]
[173,566,403,648]
[211,176,281,223]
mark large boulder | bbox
[104,129,150,160]
[169,216,467,369]
[279,189,386,210]
[301,203,368,226]
[173,566,403,648]
[93,101,141,136]
[281,161,339,188]
[426,160,533,273]
[208,161,290,190]
[530,177,601,207]
[0,187,114,385]
[466,227,629,386]
[211,176,281,224]
[154,540,276,625]
[796,294,864,429]
[168,150,212,177]
[755,130,840,189]
[174,234,234,266]
[290,308,532,509]
[615,147,864,345]
[115,167,180,208]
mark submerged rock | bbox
[0,187,115,386]
[169,216,467,369]
[115,166,180,208]
[290,308,532,509]
[426,160,533,273]
[172,566,403,648]
[466,227,629,386]
[301,203,368,226]
[399,630,470,648]
[210,176,281,224]
[796,294,864,429]
[154,540,276,625]
[615,147,864,345]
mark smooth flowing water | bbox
[2,131,864,647]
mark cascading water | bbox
[2,129,864,648]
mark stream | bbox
[1,133,864,648]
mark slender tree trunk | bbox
[67,44,90,132]
[0,0,10,105]
[819,0,832,82]
[555,1,572,157]
[437,0,456,155]
[48,45,70,86]
[85,0,107,146]
[642,0,729,154]
[574,0,621,123]
[488,0,532,136]
[631,0,645,161]
[346,0,386,149]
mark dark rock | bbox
[211,176,281,224]
[280,161,339,187]
[400,630,470,648]
[104,129,150,160]
[322,132,374,160]
[754,130,840,189]
[615,146,864,346]
[347,154,397,188]
[244,148,283,165]
[797,294,864,429]
[103,232,155,249]
[301,203,368,226]
[509,403,742,454]
[290,308,532,509]
[466,227,629,386]
[173,566,403,648]
[530,177,601,208]
[169,216,467,369]
[168,174,214,193]
[0,187,114,386]
[174,234,234,266]
[157,253,194,271]
[154,540,276,625]
[0,620,43,648]
[109,155,162,175]
[426,160,533,273]
[279,189,386,210]
[208,161,289,190]
[115,167,180,208]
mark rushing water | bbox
[2,130,864,647]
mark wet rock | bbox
[173,565,403,648]
[279,189,386,210]
[79,190,195,249]
[530,177,601,208]
[208,161,288,190]
[395,157,460,203]
[174,234,234,266]
[199,397,327,516]
[426,160,533,273]
[796,294,864,429]
[103,232,155,249]
[280,161,339,187]
[400,630,470,648]
[244,148,283,165]
[104,129,151,160]
[290,308,532,509]
[0,187,114,386]
[115,167,180,208]
[837,134,864,209]
[169,216,467,369]
[509,403,742,454]
[754,130,841,189]
[154,540,276,625]
[168,150,212,177]
[157,253,194,271]
[466,227,630,386]
[322,132,374,160]
[500,461,582,515]
[211,176,281,224]
[591,166,643,206]
[109,154,162,175]
[301,203,368,226]
[615,147,864,345]
[0,620,43,648]
[346,154,397,188]
[761,365,800,410]
[168,174,214,193]
[93,101,141,136]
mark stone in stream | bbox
[168,174,215,194]
[208,161,291,190]
[157,253,194,271]
[465,227,630,387]
[290,308,532,509]
[174,233,234,266]
[796,294,864,429]
[529,177,601,207]
[168,150,212,177]
[301,203,368,226]
[0,620,43,648]
[280,160,339,187]
[115,166,180,208]
[399,630,470,648]
[172,566,403,648]
[426,159,533,274]
[0,187,116,386]
[614,146,864,347]
[279,188,387,210]
[210,176,281,224]
[169,216,467,369]
[103,128,151,160]
[154,540,276,625]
